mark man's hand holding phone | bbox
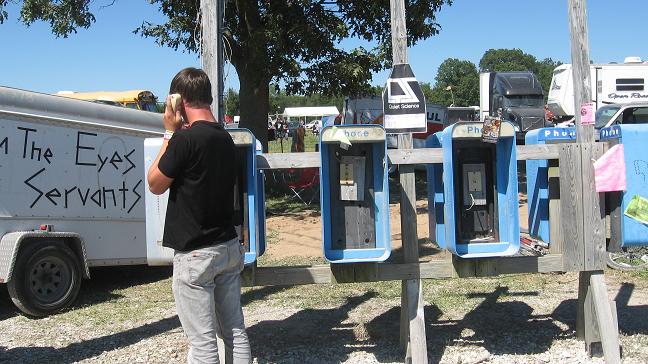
[164,94,183,135]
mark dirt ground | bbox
[265,199,529,261]
[2,201,648,363]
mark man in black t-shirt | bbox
[147,68,251,364]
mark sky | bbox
[1,0,647,102]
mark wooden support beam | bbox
[577,273,621,361]
[568,1,620,362]
[255,144,564,169]
[585,143,606,270]
[515,144,561,161]
[386,0,427,360]
[200,0,225,120]
[241,255,563,286]
[559,144,585,271]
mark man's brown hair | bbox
[169,67,213,107]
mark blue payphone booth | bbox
[525,127,576,243]
[144,128,264,266]
[427,122,519,258]
[599,124,648,248]
[255,140,267,258]
[320,125,391,263]
[229,129,263,265]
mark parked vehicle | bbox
[0,86,163,316]
[305,119,322,132]
[342,96,448,148]
[479,72,546,140]
[446,106,480,126]
[56,90,159,112]
[547,57,648,122]
[596,102,648,129]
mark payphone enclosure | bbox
[428,122,520,258]
[228,129,263,265]
[525,127,576,245]
[320,125,391,263]
[599,124,648,250]
[144,128,263,266]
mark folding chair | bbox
[286,167,320,205]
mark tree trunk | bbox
[238,72,270,151]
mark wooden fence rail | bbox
[256,143,563,169]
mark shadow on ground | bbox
[0,284,287,363]
[247,287,565,364]
[369,287,562,364]
[552,281,648,336]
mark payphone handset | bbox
[462,163,488,207]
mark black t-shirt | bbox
[158,121,237,251]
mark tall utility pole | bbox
[201,0,225,122]
[390,1,428,363]
[568,0,620,362]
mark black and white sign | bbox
[382,64,427,133]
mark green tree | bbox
[1,0,452,149]
[428,58,479,106]
[535,57,562,98]
[479,48,537,72]
[224,87,240,116]
[420,82,434,102]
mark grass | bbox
[628,268,648,280]
[265,193,319,215]
[4,258,645,339]
[268,131,319,153]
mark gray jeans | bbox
[172,238,251,364]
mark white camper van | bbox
[0,86,163,316]
[547,57,648,121]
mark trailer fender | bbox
[0,232,91,283]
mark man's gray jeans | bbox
[172,238,251,364]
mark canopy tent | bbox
[282,106,339,119]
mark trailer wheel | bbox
[7,242,82,317]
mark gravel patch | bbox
[1,267,647,363]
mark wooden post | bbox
[567,1,620,361]
[200,2,226,361]
[390,1,428,363]
[200,0,225,121]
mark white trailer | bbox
[547,58,648,120]
[0,86,163,316]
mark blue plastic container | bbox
[599,124,648,247]
[319,125,391,263]
[228,129,262,265]
[427,122,519,258]
[525,127,576,243]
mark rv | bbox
[0,86,163,316]
[547,57,648,122]
[479,72,546,140]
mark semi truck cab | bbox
[480,72,546,141]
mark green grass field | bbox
[268,130,319,153]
